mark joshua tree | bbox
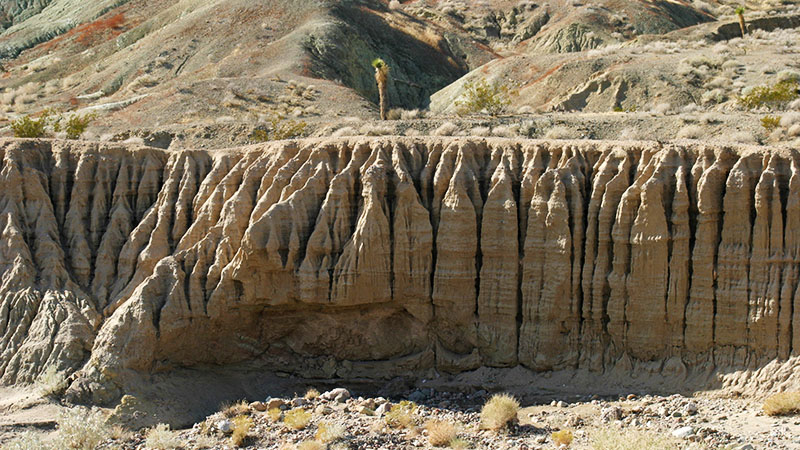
[372,58,390,120]
[735,6,747,38]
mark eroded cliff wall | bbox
[1,137,799,401]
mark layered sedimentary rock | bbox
[1,137,799,401]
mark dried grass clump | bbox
[781,112,800,127]
[385,401,418,429]
[728,131,756,143]
[285,408,312,430]
[316,421,346,443]
[590,428,679,450]
[331,126,357,137]
[677,125,705,139]
[544,126,579,139]
[492,124,519,137]
[651,102,672,115]
[268,408,283,422]
[401,109,425,120]
[305,388,321,400]
[469,126,491,136]
[551,429,574,446]
[359,124,394,136]
[55,407,112,450]
[425,419,457,447]
[617,128,641,140]
[480,393,519,431]
[36,366,67,397]
[231,415,253,447]
[221,400,250,418]
[434,122,459,136]
[763,392,800,416]
[145,423,182,449]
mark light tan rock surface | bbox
[2,137,800,403]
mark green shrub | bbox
[739,80,799,110]
[64,113,96,139]
[455,79,514,116]
[762,115,782,131]
[252,114,309,142]
[384,400,417,429]
[11,112,52,138]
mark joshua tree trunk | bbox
[736,8,747,37]
[372,58,390,120]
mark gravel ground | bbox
[91,387,800,450]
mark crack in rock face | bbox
[1,137,799,403]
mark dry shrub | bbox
[425,420,457,447]
[316,421,345,443]
[763,392,800,416]
[433,122,459,136]
[268,408,283,421]
[231,415,253,447]
[3,431,47,450]
[480,393,519,431]
[544,126,579,139]
[590,428,679,450]
[385,401,417,429]
[221,400,250,418]
[36,366,67,397]
[551,429,574,446]
[145,423,181,449]
[285,408,312,430]
[305,388,321,400]
[677,125,704,139]
[55,407,112,450]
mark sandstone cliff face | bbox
[1,138,799,401]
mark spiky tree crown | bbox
[735,6,745,14]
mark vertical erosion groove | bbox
[0,139,799,388]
